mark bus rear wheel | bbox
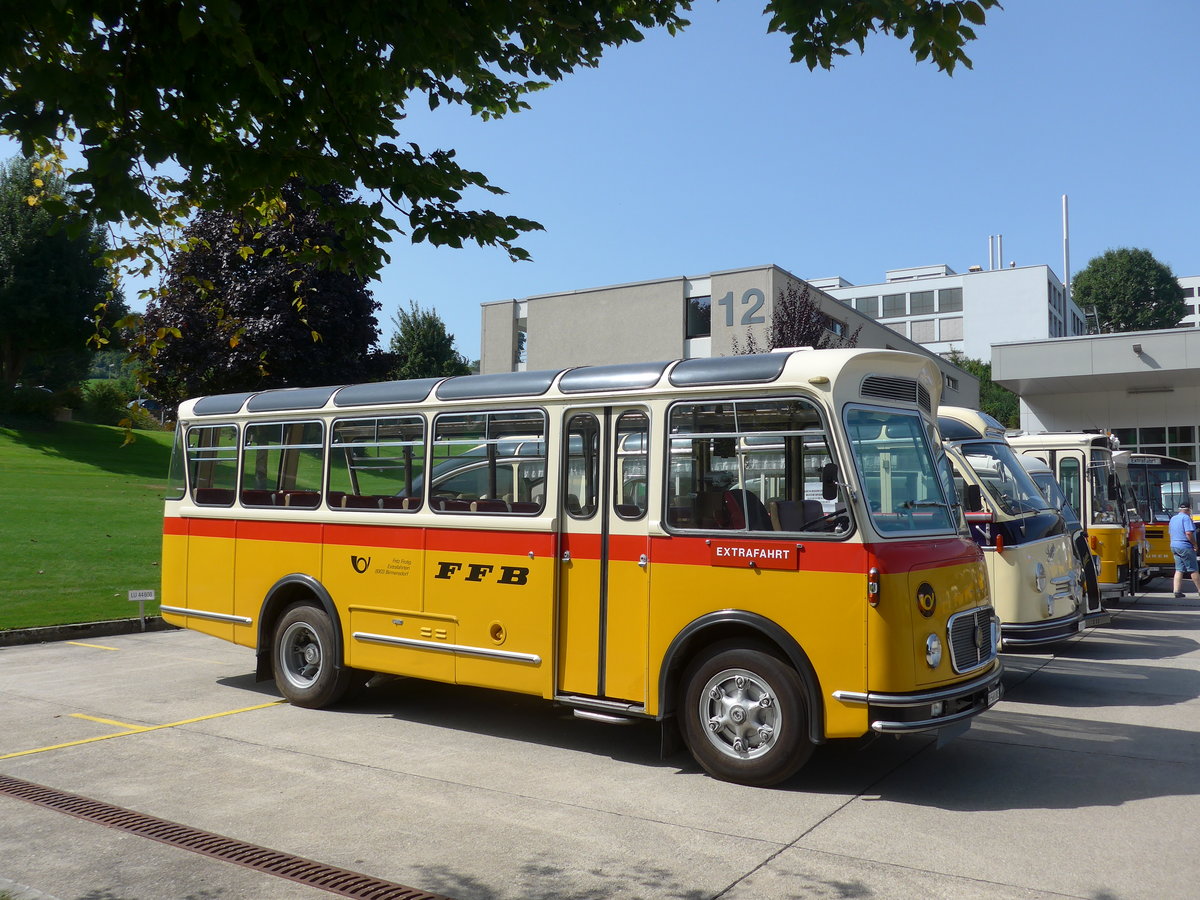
[680,644,814,787]
[272,603,353,708]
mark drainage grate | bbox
[0,774,451,900]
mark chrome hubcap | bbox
[698,668,779,760]
[281,622,323,690]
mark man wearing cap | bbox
[1169,502,1200,598]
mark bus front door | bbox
[557,407,652,706]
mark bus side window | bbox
[328,416,425,512]
[241,421,324,509]
[614,411,649,520]
[187,424,238,506]
[1060,457,1081,518]
[431,409,547,515]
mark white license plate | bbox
[987,686,1001,707]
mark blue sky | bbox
[6,1,1198,360]
[386,0,1199,358]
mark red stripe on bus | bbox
[650,535,870,572]
[324,523,425,551]
[426,528,556,557]
[236,520,324,544]
[869,538,984,572]
[187,519,237,539]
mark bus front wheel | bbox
[680,644,814,786]
[272,603,353,708]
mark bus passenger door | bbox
[557,407,652,705]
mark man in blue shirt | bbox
[1169,502,1200,598]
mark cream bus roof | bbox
[176,347,942,420]
[1006,432,1114,452]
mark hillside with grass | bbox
[0,421,173,629]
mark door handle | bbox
[638,554,648,569]
[561,551,571,562]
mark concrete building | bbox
[479,264,980,407]
[993,328,1200,475]
[1177,274,1200,328]
[809,264,1088,360]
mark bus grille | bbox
[947,607,997,673]
[861,376,931,412]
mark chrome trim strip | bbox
[556,694,648,716]
[352,631,541,665]
[160,605,252,625]
[832,663,1002,708]
[1000,610,1084,647]
[870,699,994,734]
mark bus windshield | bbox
[1089,451,1122,526]
[845,407,955,534]
[1145,464,1190,521]
[959,441,1053,518]
[1030,470,1083,532]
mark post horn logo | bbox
[350,555,371,574]
[916,582,936,618]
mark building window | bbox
[945,373,959,391]
[1183,287,1196,298]
[513,316,528,370]
[882,293,906,317]
[1170,426,1195,444]
[1112,428,1137,449]
[686,295,712,339]
[939,317,963,341]
[826,316,847,337]
[910,291,934,315]
[938,287,963,312]
[910,319,935,343]
[887,321,907,337]
[856,296,879,318]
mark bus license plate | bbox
[987,686,1001,707]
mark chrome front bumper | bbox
[832,661,1004,735]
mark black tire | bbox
[680,643,814,787]
[272,602,354,708]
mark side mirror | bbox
[964,483,983,512]
[821,462,839,501]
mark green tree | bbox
[137,180,388,407]
[732,282,861,354]
[946,351,1018,428]
[1072,248,1185,333]
[0,156,121,391]
[0,1,1000,309]
[389,302,472,381]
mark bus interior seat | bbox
[696,489,771,531]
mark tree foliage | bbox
[946,351,1018,428]
[1071,248,1185,334]
[388,301,472,381]
[0,156,120,390]
[0,1,1000,313]
[733,281,861,354]
[137,180,386,406]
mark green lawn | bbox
[0,421,174,629]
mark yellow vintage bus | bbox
[1007,432,1134,599]
[161,348,1002,786]
[1114,451,1192,585]
[937,409,1084,648]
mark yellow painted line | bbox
[0,700,288,761]
[67,641,121,651]
[71,714,147,730]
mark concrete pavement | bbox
[1,587,1197,899]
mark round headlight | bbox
[1034,561,1047,593]
[925,633,943,669]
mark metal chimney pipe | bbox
[1062,194,1071,304]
